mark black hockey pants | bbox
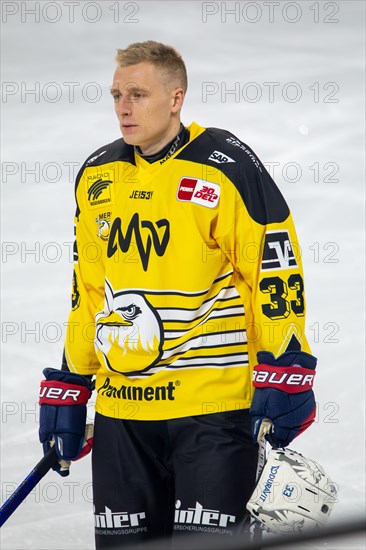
[92,409,259,548]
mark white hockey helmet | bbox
[247,448,338,534]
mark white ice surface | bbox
[1,1,365,548]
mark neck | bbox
[135,123,189,164]
[139,120,182,156]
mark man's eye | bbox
[112,93,121,102]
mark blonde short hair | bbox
[115,40,188,92]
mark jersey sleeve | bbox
[213,144,312,365]
[63,165,105,375]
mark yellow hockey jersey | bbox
[64,121,311,420]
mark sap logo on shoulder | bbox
[208,150,235,164]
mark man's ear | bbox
[171,88,185,112]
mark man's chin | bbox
[120,125,140,143]
[121,134,137,145]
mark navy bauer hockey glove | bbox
[249,351,317,448]
[39,368,93,476]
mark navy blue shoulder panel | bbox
[83,137,135,167]
[74,138,135,216]
[175,127,289,225]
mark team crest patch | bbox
[177,177,220,208]
[96,212,111,241]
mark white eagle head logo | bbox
[95,289,163,375]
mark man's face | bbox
[111,62,184,155]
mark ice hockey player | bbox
[38,40,317,548]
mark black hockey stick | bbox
[0,446,58,527]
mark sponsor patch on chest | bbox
[177,177,220,208]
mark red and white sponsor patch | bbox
[252,364,315,393]
[177,177,220,208]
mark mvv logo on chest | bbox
[107,213,170,271]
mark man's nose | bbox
[116,95,133,116]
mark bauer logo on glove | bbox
[250,350,317,448]
[39,368,94,477]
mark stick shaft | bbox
[0,447,58,527]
